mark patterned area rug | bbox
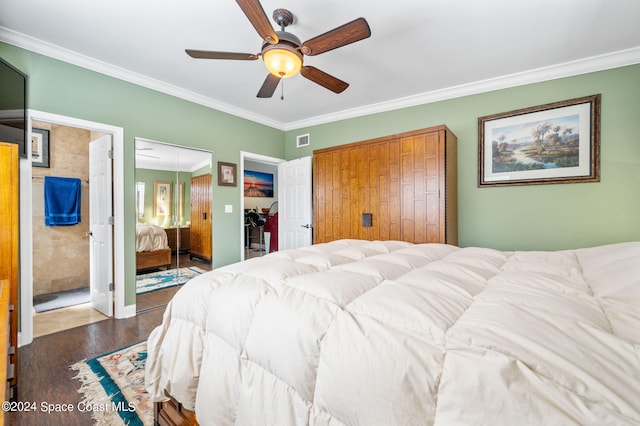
[136,266,206,294]
[71,341,151,426]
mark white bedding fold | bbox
[145,239,640,425]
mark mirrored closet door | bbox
[134,138,213,312]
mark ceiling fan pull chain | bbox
[281,79,285,100]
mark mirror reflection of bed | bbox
[134,139,213,312]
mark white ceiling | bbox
[135,139,211,172]
[1,0,639,131]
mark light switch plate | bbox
[225,204,233,213]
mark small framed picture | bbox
[478,94,600,187]
[31,128,50,168]
[154,180,172,218]
[218,161,237,187]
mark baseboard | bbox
[117,304,137,319]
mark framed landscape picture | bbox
[478,94,600,187]
[244,170,274,197]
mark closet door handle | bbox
[202,212,207,220]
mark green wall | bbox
[285,64,640,251]
[3,41,639,307]
[1,42,285,306]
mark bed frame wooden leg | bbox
[155,399,198,426]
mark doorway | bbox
[26,117,123,340]
[134,138,213,312]
[240,152,284,261]
[20,111,125,347]
[239,153,314,259]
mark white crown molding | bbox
[284,46,640,131]
[0,27,284,130]
[2,26,639,132]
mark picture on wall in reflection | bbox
[154,180,172,217]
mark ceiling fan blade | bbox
[236,0,279,44]
[257,73,281,98]
[186,49,259,60]
[301,66,349,94]
[300,18,371,56]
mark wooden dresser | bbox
[313,125,457,245]
[0,142,19,403]
[0,281,9,425]
[165,227,190,253]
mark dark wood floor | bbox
[12,253,211,425]
[10,306,165,425]
[10,252,248,424]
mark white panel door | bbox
[278,156,312,250]
[89,134,113,316]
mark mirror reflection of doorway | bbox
[134,138,213,312]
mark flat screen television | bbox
[0,57,28,158]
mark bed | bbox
[135,223,171,272]
[145,239,640,425]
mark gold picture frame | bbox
[478,94,600,187]
[154,180,172,218]
[176,181,185,221]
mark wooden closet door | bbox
[0,142,19,398]
[190,174,212,261]
[366,140,401,241]
[400,131,443,243]
[313,125,457,245]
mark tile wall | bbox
[31,121,92,296]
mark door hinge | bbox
[109,283,114,292]
[108,216,114,225]
[108,150,114,159]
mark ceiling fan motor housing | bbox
[263,30,301,49]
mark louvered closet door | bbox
[190,174,212,261]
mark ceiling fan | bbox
[185,0,371,98]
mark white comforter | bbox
[136,223,168,252]
[145,239,640,425]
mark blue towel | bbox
[44,176,82,226]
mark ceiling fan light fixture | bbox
[262,44,302,78]
[185,2,371,98]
